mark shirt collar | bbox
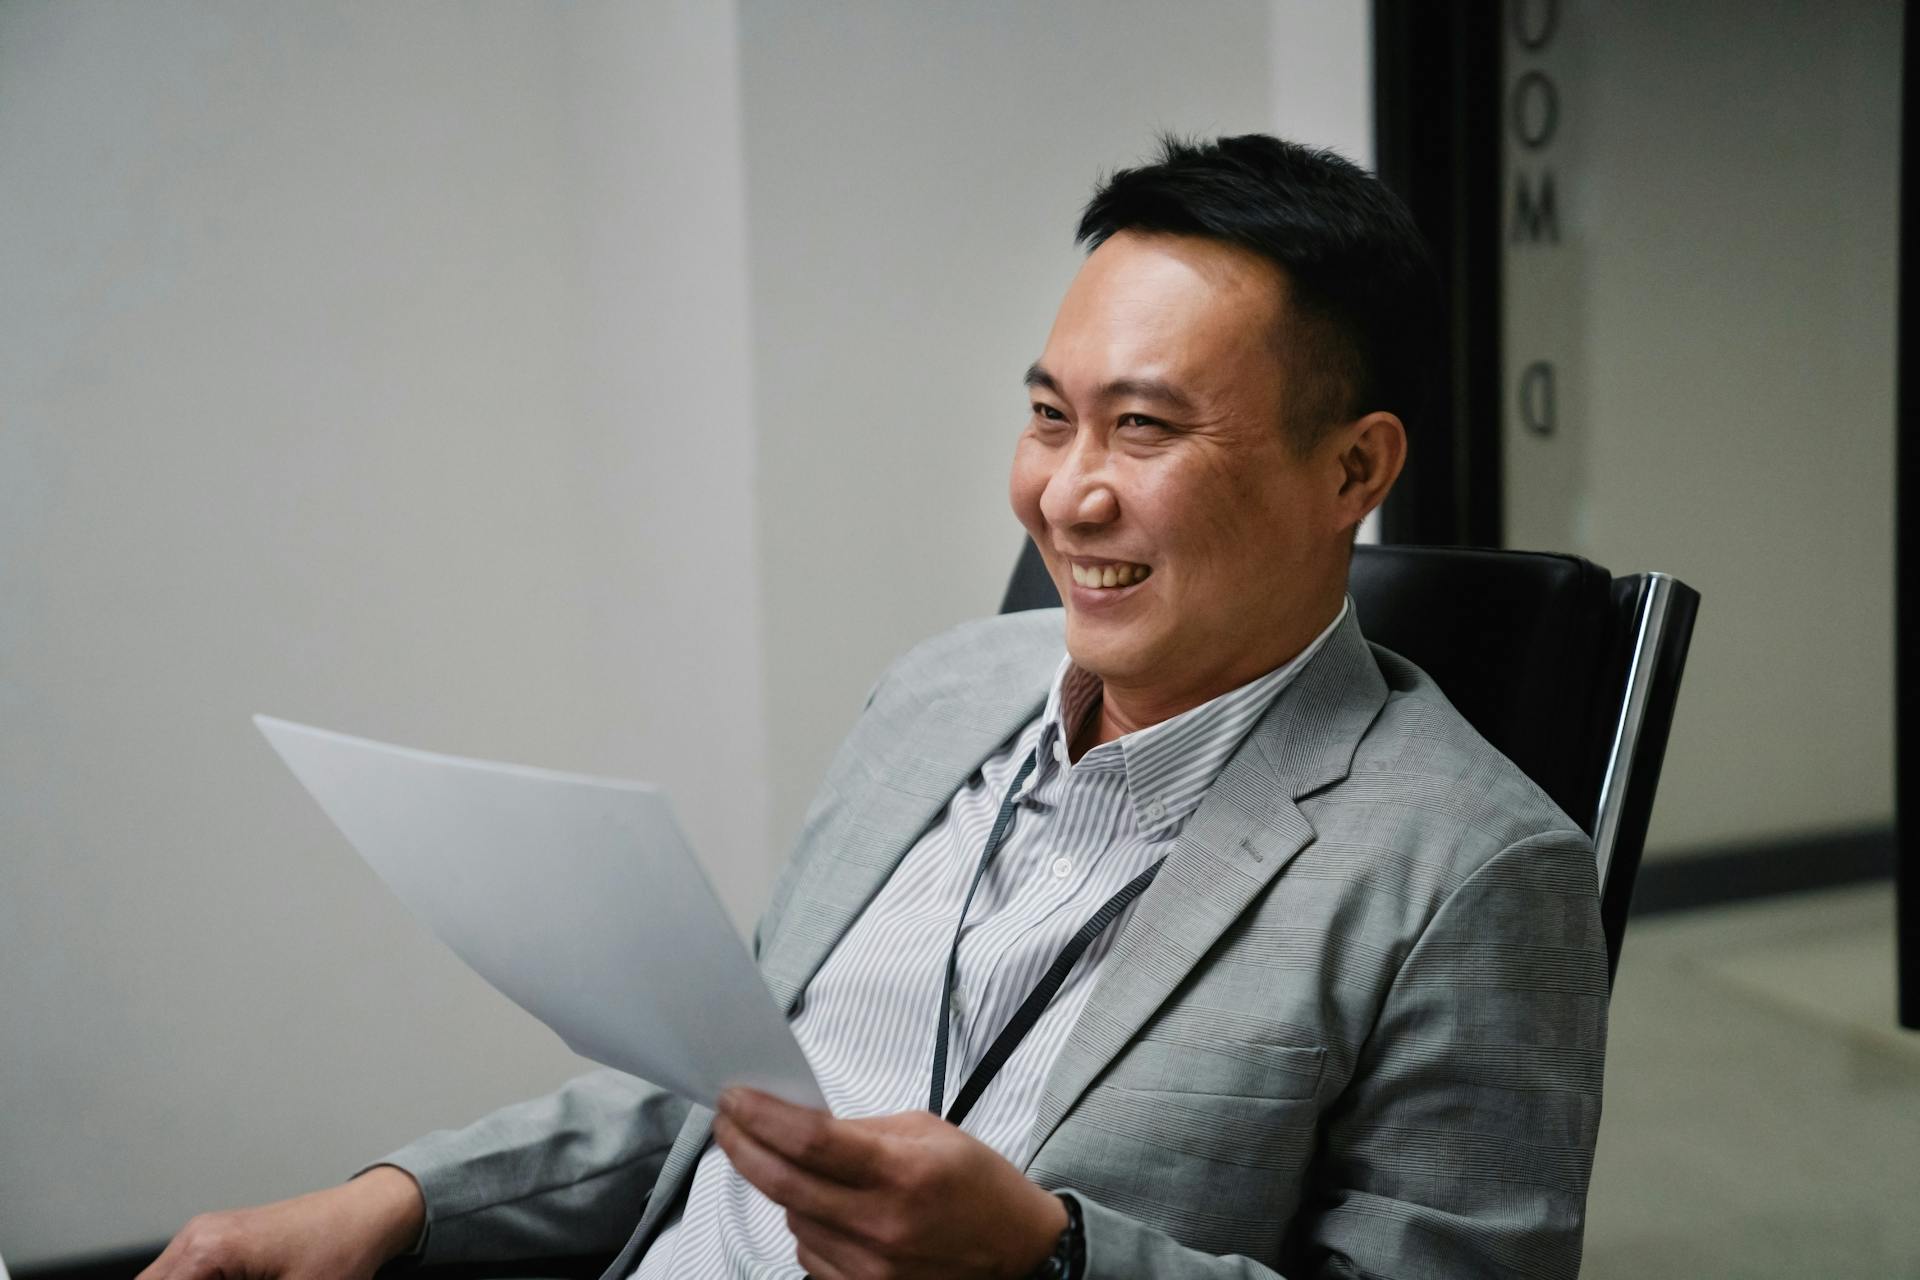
[1026,597,1351,839]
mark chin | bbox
[1061,618,1151,683]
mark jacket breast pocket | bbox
[1099,1036,1326,1101]
[1035,1041,1324,1257]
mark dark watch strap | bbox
[803,1191,1082,1280]
[1027,1192,1086,1280]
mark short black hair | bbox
[1076,133,1438,450]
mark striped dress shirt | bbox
[634,602,1348,1278]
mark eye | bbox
[1033,403,1068,422]
[1119,413,1168,431]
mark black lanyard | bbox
[928,748,1164,1127]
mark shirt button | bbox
[1144,798,1167,822]
[1051,856,1073,879]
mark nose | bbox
[1039,432,1120,531]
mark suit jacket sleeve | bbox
[1069,830,1609,1280]
[376,1068,691,1264]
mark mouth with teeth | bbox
[1069,561,1152,590]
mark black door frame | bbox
[1371,0,1504,548]
[1896,0,1917,1029]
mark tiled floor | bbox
[1584,884,1920,1277]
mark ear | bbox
[1332,411,1406,531]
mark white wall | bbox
[0,2,765,1262]
[1270,0,1374,171]
[742,0,1293,836]
[1501,0,1902,853]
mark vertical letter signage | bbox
[1502,0,1589,552]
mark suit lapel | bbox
[1026,609,1386,1160]
[757,663,1053,1016]
[599,1107,717,1279]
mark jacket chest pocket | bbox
[1099,1035,1325,1100]
[1030,1041,1325,1260]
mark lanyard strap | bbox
[928,749,1036,1118]
[939,859,1160,1127]
[927,748,1164,1127]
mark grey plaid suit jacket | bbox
[385,605,1608,1279]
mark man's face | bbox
[1009,231,1354,700]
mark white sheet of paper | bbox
[253,715,825,1111]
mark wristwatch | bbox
[1027,1192,1086,1279]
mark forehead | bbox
[1042,231,1289,397]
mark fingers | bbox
[720,1099,1061,1279]
[133,1190,390,1280]
[134,1213,235,1280]
[132,1232,181,1280]
[717,1088,886,1186]
[793,1239,849,1280]
[713,1112,866,1226]
[788,1204,887,1273]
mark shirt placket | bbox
[954,751,1129,1067]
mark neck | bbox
[1069,595,1342,762]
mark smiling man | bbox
[145,137,1606,1280]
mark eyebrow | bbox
[1024,362,1197,415]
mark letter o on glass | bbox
[1510,71,1559,151]
[1511,0,1558,52]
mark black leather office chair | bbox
[1002,539,1701,985]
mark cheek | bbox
[1131,467,1248,566]
[1133,462,1293,606]
[1008,440,1048,532]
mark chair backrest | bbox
[999,540,1700,984]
